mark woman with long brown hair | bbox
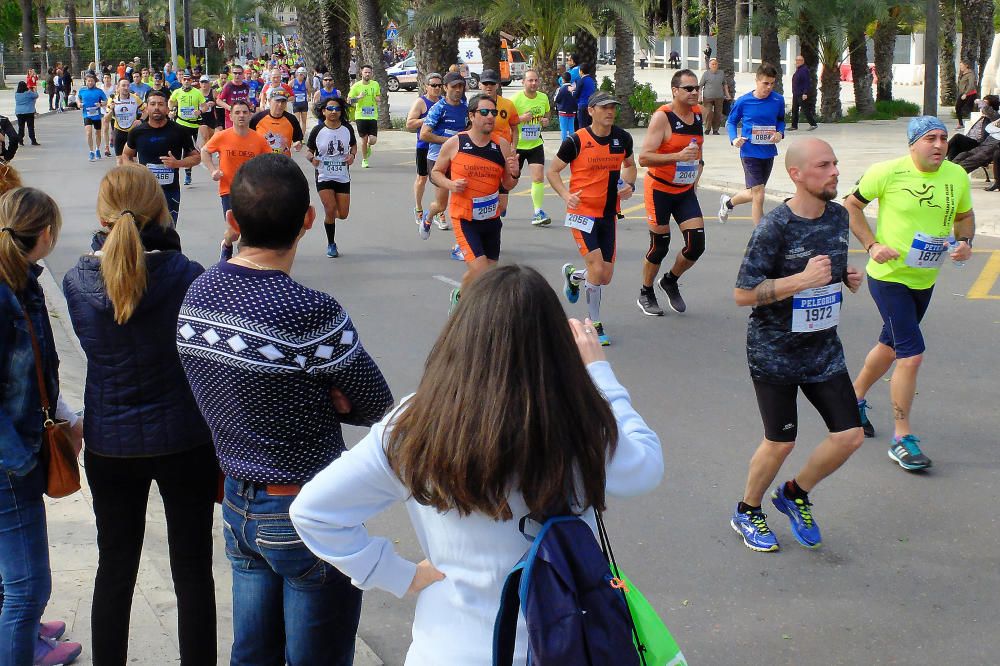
[0,187,84,665]
[62,165,218,665]
[291,264,663,665]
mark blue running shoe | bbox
[592,321,610,346]
[889,434,931,471]
[730,505,779,552]
[531,210,551,226]
[858,399,875,438]
[450,244,464,261]
[562,263,580,303]
[771,484,822,549]
[418,212,431,240]
[326,243,339,258]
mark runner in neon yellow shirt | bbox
[511,70,551,225]
[347,65,381,168]
[846,116,975,471]
[169,71,206,185]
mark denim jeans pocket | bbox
[256,518,330,589]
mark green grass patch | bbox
[839,99,921,122]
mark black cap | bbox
[480,69,499,84]
[587,91,620,108]
[443,71,466,86]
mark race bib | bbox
[791,283,842,332]
[147,163,175,185]
[904,232,948,269]
[472,191,500,221]
[295,93,306,103]
[180,106,196,118]
[750,125,776,145]
[361,105,375,116]
[521,124,541,140]
[85,105,100,117]
[565,213,595,234]
[115,105,136,127]
[320,156,346,177]
[672,160,699,185]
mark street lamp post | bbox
[92,0,100,68]
[168,0,179,69]
[923,0,938,116]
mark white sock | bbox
[585,281,602,322]
[571,269,587,285]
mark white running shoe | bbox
[718,194,731,224]
[434,212,450,230]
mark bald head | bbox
[785,138,839,202]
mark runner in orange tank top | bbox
[637,69,707,316]
[431,94,520,309]
[547,92,637,346]
[479,70,520,217]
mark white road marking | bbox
[432,274,461,288]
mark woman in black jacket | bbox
[63,165,218,666]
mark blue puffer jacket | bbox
[62,226,212,457]
[0,265,60,476]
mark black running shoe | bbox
[637,289,664,316]
[858,399,875,438]
[657,274,687,313]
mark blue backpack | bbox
[493,513,644,666]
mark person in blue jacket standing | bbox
[574,62,597,129]
[718,62,785,226]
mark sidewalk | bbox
[368,118,1000,238]
[36,267,382,665]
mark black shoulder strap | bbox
[493,567,523,666]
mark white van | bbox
[457,38,526,88]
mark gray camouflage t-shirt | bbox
[735,201,851,383]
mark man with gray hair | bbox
[699,58,729,135]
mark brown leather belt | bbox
[265,484,302,496]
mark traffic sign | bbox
[386,20,399,41]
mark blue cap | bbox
[907,116,947,145]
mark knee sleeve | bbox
[644,231,670,265]
[681,227,705,262]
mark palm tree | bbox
[757,0,780,93]
[614,16,635,126]
[939,0,957,105]
[296,0,325,69]
[715,0,735,101]
[19,0,33,69]
[573,28,597,67]
[410,0,461,83]
[36,0,49,60]
[847,17,875,115]
[355,0,391,127]
[871,5,901,102]
[65,0,79,74]
[322,0,352,91]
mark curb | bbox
[36,261,384,666]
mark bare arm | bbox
[122,144,137,162]
[429,137,460,191]
[734,255,833,307]
[405,99,426,132]
[546,156,572,202]
[845,193,899,263]
[200,146,220,174]
[499,138,519,191]
[953,208,975,241]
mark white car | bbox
[386,56,419,92]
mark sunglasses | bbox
[325,106,342,112]
[474,108,498,117]
[427,83,442,88]
[675,85,698,92]
[323,78,333,81]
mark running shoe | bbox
[39,621,66,641]
[771,484,822,549]
[449,288,461,314]
[88,151,95,162]
[730,505,779,552]
[888,434,932,471]
[104,149,111,157]
[434,212,450,230]
[450,244,464,261]
[418,212,431,240]
[636,289,664,316]
[562,263,580,304]
[858,399,875,438]
[220,241,233,262]
[33,636,82,666]
[95,150,101,160]
[183,172,192,186]
[531,210,551,226]
[657,274,687,313]
[414,208,423,226]
[365,145,372,159]
[361,158,369,169]
[326,243,339,258]
[592,321,610,346]
[717,194,731,223]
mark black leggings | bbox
[84,445,219,666]
[947,134,979,160]
[15,114,35,143]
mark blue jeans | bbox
[221,194,231,218]
[0,464,51,666]
[222,477,362,666]
[558,114,575,142]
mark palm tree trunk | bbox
[20,0,32,70]
[66,0,79,75]
[958,0,979,66]
[848,25,875,115]
[976,0,994,89]
[797,11,820,115]
[716,0,735,101]
[574,29,597,67]
[939,0,957,106]
[412,0,460,83]
[614,17,636,127]
[680,0,689,37]
[355,0,391,128]
[36,0,47,61]
[819,56,843,121]
[699,0,710,36]
[872,15,896,102]
[758,0,780,93]
[322,0,351,92]
[480,30,501,77]
[672,1,682,36]
[298,0,325,72]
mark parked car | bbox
[386,55,419,92]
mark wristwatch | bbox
[957,236,973,247]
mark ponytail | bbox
[0,226,29,292]
[100,210,147,324]
[0,187,61,293]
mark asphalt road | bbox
[21,111,1000,665]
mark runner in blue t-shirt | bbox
[418,71,468,234]
[78,72,109,162]
[719,63,786,226]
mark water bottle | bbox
[947,235,966,268]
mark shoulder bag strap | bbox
[15,298,54,423]
[597,509,649,666]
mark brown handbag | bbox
[18,299,81,498]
